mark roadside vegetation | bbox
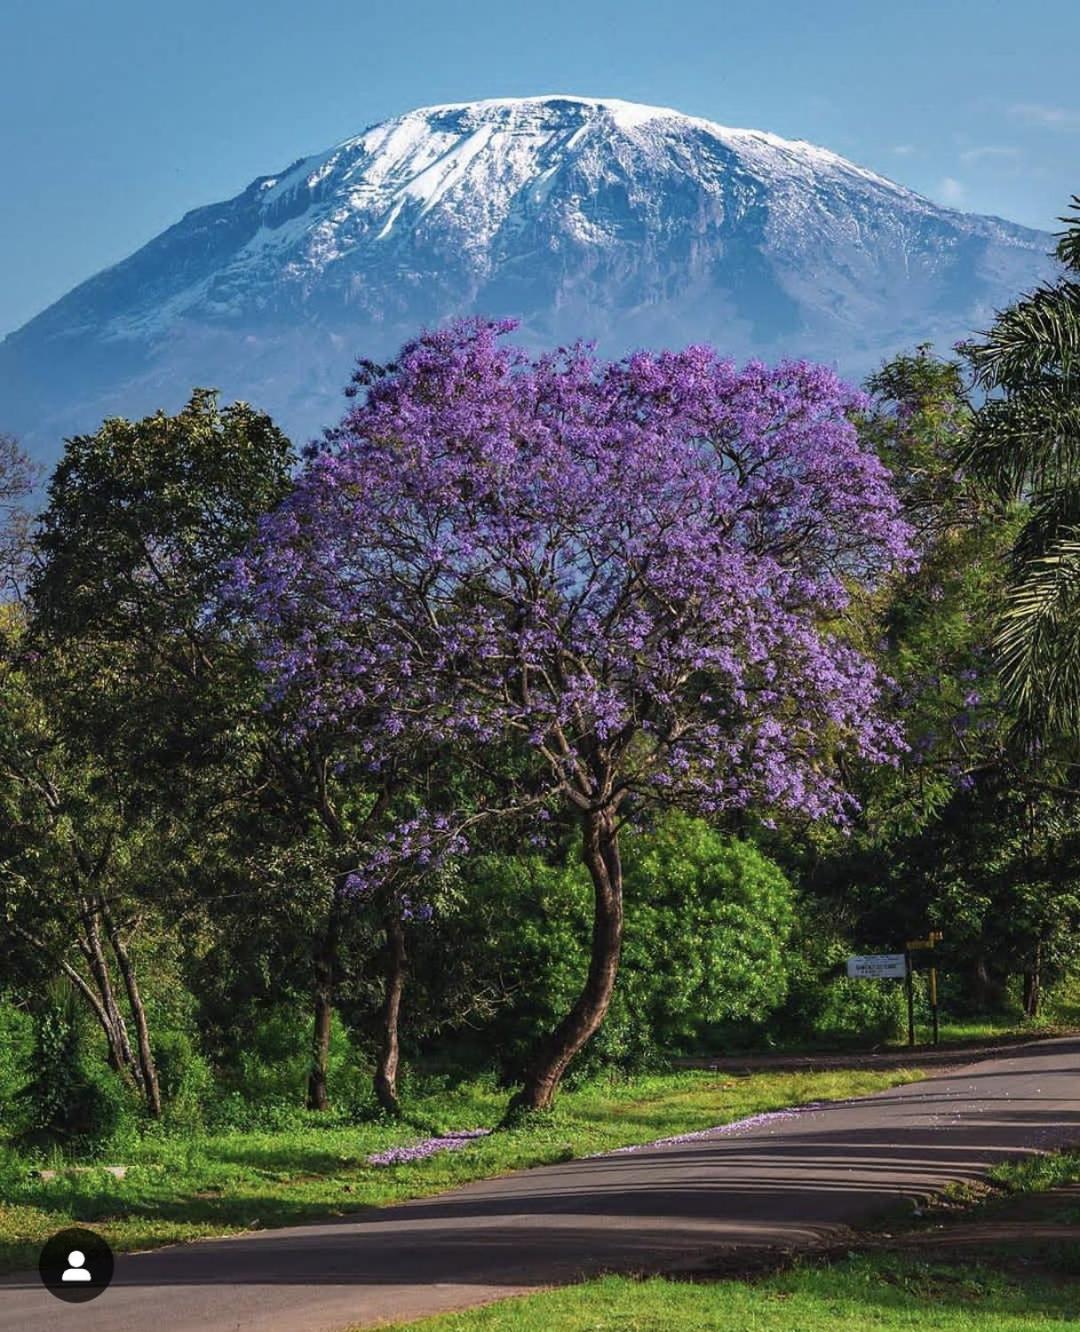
[375,1258,1078,1332]
[0,1064,920,1272]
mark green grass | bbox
[705,1003,1078,1060]
[0,1065,921,1273]
[991,1147,1080,1196]
[905,1014,1078,1047]
[903,979,1080,1050]
[372,1259,1078,1332]
[971,1149,1080,1226]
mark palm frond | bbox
[965,281,1080,390]
[1055,195,1080,273]
[964,385,1080,497]
[995,535,1080,736]
[1013,485,1080,566]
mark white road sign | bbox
[846,953,906,980]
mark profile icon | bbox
[62,1248,92,1281]
[39,1227,114,1303]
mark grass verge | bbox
[0,1066,920,1273]
[373,1259,1077,1332]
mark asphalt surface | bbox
[674,1032,1063,1073]
[1,1036,1077,1332]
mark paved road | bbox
[2,1037,1077,1332]
[675,1032,1063,1074]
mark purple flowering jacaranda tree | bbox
[231,318,914,1113]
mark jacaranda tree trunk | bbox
[373,910,407,1115]
[307,887,341,1111]
[508,807,623,1116]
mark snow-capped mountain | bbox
[0,95,1057,461]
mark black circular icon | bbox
[39,1227,114,1303]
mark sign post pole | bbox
[905,949,915,1048]
[904,932,944,1049]
[928,930,942,1046]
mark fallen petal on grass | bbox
[367,1129,492,1167]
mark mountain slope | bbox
[0,95,1057,461]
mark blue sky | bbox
[2,0,1077,335]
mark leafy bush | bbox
[202,1092,311,1133]
[0,1001,33,1133]
[15,986,135,1154]
[154,1028,214,1131]
[760,907,906,1046]
[206,1003,369,1127]
[455,815,796,1079]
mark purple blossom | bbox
[367,1128,491,1166]
[230,317,914,847]
[587,1101,835,1157]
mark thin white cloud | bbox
[892,144,916,156]
[1010,103,1080,130]
[960,145,1021,164]
[938,177,966,205]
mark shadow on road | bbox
[0,1037,1076,1317]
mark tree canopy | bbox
[230,318,914,1107]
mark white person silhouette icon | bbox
[62,1249,91,1281]
[39,1227,114,1303]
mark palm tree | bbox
[961,196,1080,741]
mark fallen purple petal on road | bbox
[367,1128,491,1166]
[588,1101,837,1157]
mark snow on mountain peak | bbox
[227,93,930,295]
[1,94,1057,463]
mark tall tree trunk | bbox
[969,955,1007,1013]
[11,921,133,1086]
[78,900,141,1090]
[508,807,623,1117]
[373,909,407,1115]
[1023,942,1042,1018]
[307,887,342,1111]
[103,905,161,1117]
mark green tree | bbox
[0,433,38,599]
[0,609,166,1112]
[961,198,1080,740]
[12,391,296,1116]
[807,346,1080,1016]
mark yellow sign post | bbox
[904,931,943,1046]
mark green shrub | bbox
[455,814,796,1079]
[761,908,906,1046]
[15,986,136,1154]
[0,1001,34,1133]
[154,1028,213,1131]
[206,1003,368,1125]
[203,1091,310,1133]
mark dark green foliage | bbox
[960,198,1080,739]
[29,388,296,784]
[761,907,906,1046]
[449,815,795,1079]
[16,986,132,1153]
[2,391,299,1122]
[806,339,1080,1025]
[0,1001,33,1130]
